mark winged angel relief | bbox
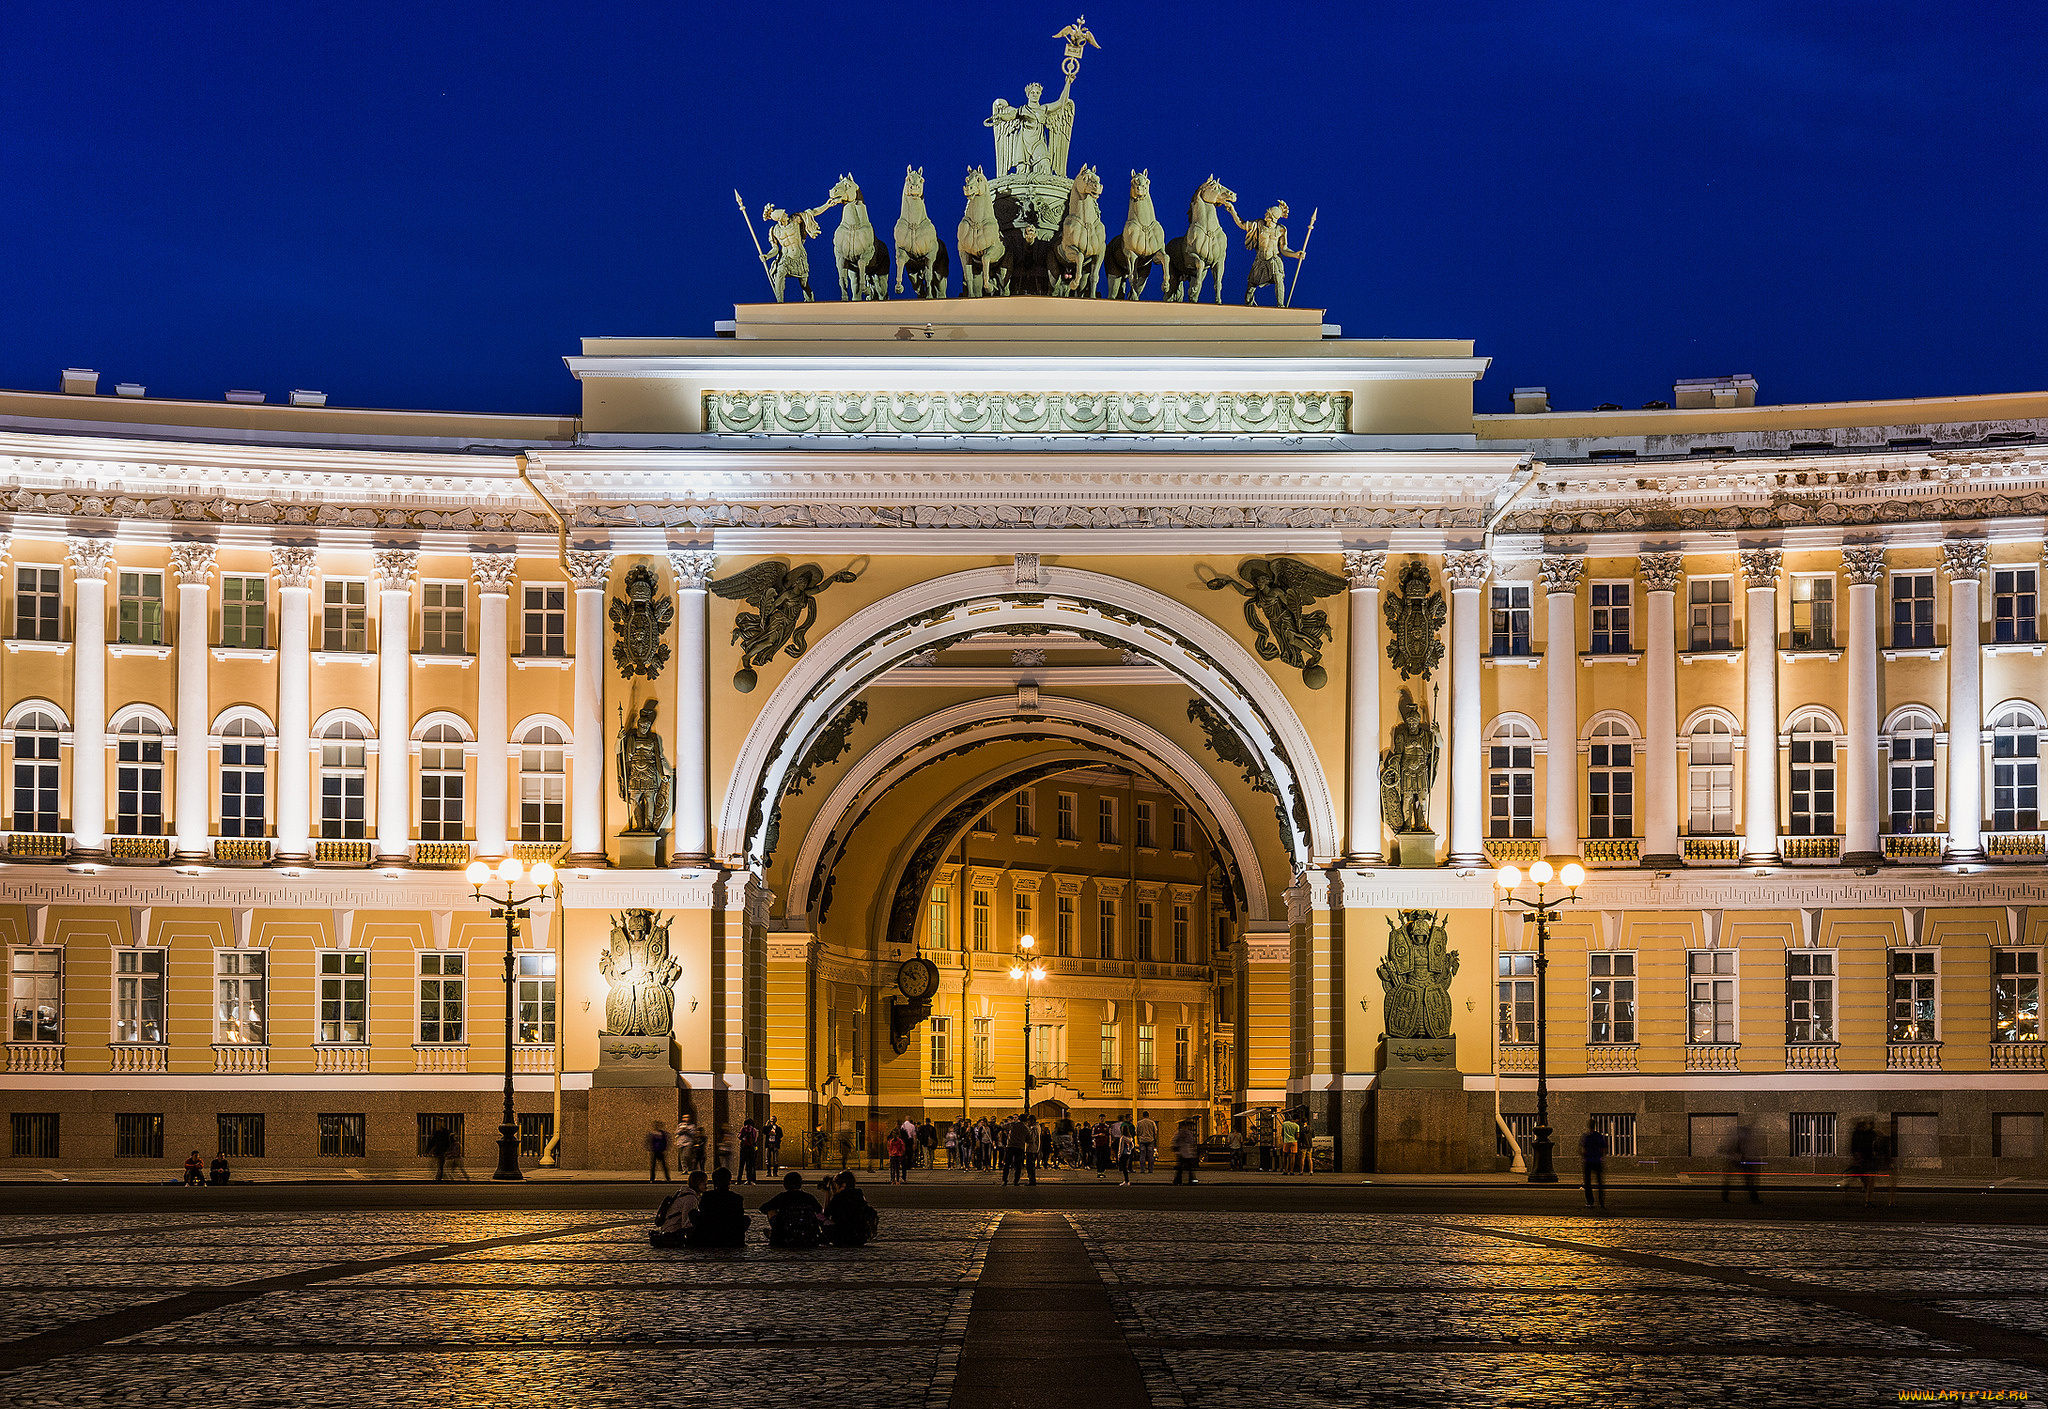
[1201,557,1348,688]
[710,560,859,692]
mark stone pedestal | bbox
[593,1034,678,1088]
[1392,831,1438,868]
[587,1085,679,1174]
[616,832,667,869]
[1372,1036,1467,1173]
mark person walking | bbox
[918,1120,937,1171]
[425,1125,453,1182]
[886,1129,908,1184]
[738,1119,761,1184]
[944,1124,959,1169]
[1579,1117,1608,1209]
[1720,1121,1761,1202]
[646,1121,673,1183]
[1172,1119,1200,1184]
[1848,1118,1877,1204]
[677,1114,703,1174]
[1228,1125,1246,1171]
[764,1117,784,1177]
[1023,1117,1041,1186]
[1116,1122,1135,1186]
[1092,1118,1112,1178]
[1137,1112,1158,1174]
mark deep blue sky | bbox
[3,2,2040,417]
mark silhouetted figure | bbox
[1579,1118,1608,1209]
[685,1166,750,1247]
[1721,1121,1761,1202]
[761,1171,824,1248]
[822,1171,877,1247]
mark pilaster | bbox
[1739,548,1783,865]
[1342,550,1386,863]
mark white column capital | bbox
[469,551,518,595]
[1537,555,1583,596]
[1942,539,1987,581]
[1841,545,1888,585]
[1639,553,1684,594]
[1341,550,1386,590]
[1442,550,1491,591]
[669,549,718,591]
[66,538,116,582]
[168,542,218,584]
[271,546,319,590]
[372,548,420,590]
[565,550,615,591]
[1738,547,1783,586]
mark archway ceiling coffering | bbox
[721,565,1339,874]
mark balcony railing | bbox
[313,1045,371,1074]
[5,1043,63,1073]
[412,841,472,870]
[8,831,69,860]
[108,1043,168,1074]
[1484,838,1541,865]
[413,1044,469,1073]
[1684,1044,1740,1073]
[212,1044,268,1074]
[1498,1045,1537,1075]
[1784,1043,1839,1072]
[1028,1061,1068,1082]
[512,842,564,866]
[1780,835,1841,865]
[1888,1041,1942,1072]
[109,836,170,863]
[212,837,272,866]
[1582,837,1639,867]
[1175,1080,1200,1097]
[1988,832,2048,861]
[1991,1042,2046,1071]
[513,1046,556,1075]
[1682,836,1740,865]
[927,1076,954,1096]
[1585,1046,1637,1074]
[1884,833,1943,863]
[315,840,373,867]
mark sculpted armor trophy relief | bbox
[732,19,1320,304]
[594,910,684,1087]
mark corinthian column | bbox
[1444,550,1492,866]
[1341,550,1386,864]
[372,549,418,865]
[1841,546,1888,866]
[66,539,116,857]
[470,551,518,860]
[169,543,218,861]
[273,548,317,863]
[1739,548,1784,864]
[1539,556,1584,856]
[565,550,614,865]
[1639,553,1683,867]
[1943,540,1987,861]
[669,549,718,864]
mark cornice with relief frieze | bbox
[0,869,546,910]
[703,389,1355,437]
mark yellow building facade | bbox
[2,303,2045,1175]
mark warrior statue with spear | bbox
[1226,198,1308,308]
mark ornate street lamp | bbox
[1008,933,1047,1119]
[465,855,557,1181]
[1494,857,1584,1185]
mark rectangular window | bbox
[1687,578,1731,650]
[1136,902,1155,961]
[1790,1112,1837,1158]
[1171,806,1190,852]
[1785,951,1836,1044]
[971,812,995,836]
[1098,898,1118,960]
[1014,790,1035,837]
[1097,797,1117,845]
[972,890,990,951]
[321,730,367,839]
[519,1113,554,1159]
[217,1113,265,1159]
[1587,952,1635,1044]
[215,950,267,1045]
[1790,575,1835,649]
[1592,1113,1636,1157]
[318,1113,365,1158]
[1687,950,1737,1043]
[15,566,61,642]
[13,712,60,834]
[115,1113,163,1159]
[1996,1113,2041,1159]
[517,952,556,1044]
[1587,732,1634,840]
[418,735,465,842]
[1589,581,1631,654]
[1995,720,2041,832]
[420,581,465,654]
[318,951,368,1044]
[1056,896,1074,956]
[1891,572,1935,649]
[523,584,566,656]
[1056,793,1076,841]
[1688,728,1735,834]
[1997,949,2041,1043]
[117,569,163,646]
[10,948,61,1043]
[1171,905,1190,964]
[1174,1025,1191,1082]
[116,724,164,836]
[929,1015,951,1079]
[220,574,267,648]
[971,1016,992,1079]
[1013,893,1033,947]
[416,1113,464,1159]
[11,1113,58,1158]
[1490,583,1532,656]
[1994,567,2039,644]
[927,886,950,950]
[1489,733,1535,839]
[1100,1018,1119,1081]
[115,950,165,1044]
[220,727,266,838]
[1135,801,1154,849]
[1789,730,1837,837]
[1889,949,1938,1042]
[322,579,366,652]
[1890,729,1937,834]
[1137,1023,1156,1082]
[1498,953,1535,1045]
[418,952,465,1044]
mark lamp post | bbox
[1008,934,1046,1119]
[465,854,557,1181]
[1493,857,1584,1185]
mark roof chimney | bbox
[114,383,146,398]
[61,368,98,395]
[224,389,266,404]
[289,389,327,407]
[1511,386,1549,414]
[1673,374,1758,410]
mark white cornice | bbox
[563,354,1492,385]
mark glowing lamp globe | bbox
[530,860,556,889]
[1528,860,1554,886]
[497,856,522,884]
[1560,862,1586,890]
[1496,864,1522,891]
[465,860,491,887]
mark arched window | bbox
[1993,709,2041,832]
[220,719,267,838]
[418,723,465,841]
[1687,718,1734,835]
[1788,713,1837,837]
[11,710,61,833]
[1486,720,1536,839]
[1588,720,1634,840]
[519,725,565,843]
[1888,710,1937,835]
[115,718,164,836]
[319,721,367,839]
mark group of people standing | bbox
[645,1114,785,1184]
[651,1167,877,1249]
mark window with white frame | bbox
[1889,949,1938,1042]
[517,952,556,1044]
[1498,953,1535,1044]
[220,575,266,648]
[1100,1013,1119,1081]
[1589,581,1631,654]
[1490,583,1532,656]
[1013,892,1032,946]
[1174,1024,1192,1082]
[420,582,465,654]
[1588,952,1635,1043]
[1996,949,2040,1044]
[115,950,165,1044]
[1587,720,1634,839]
[1993,710,2040,832]
[971,812,995,835]
[1687,718,1735,834]
[1097,897,1118,959]
[522,584,566,656]
[319,721,367,838]
[10,948,60,1043]
[214,950,266,1045]
[322,579,366,652]
[219,718,266,838]
[1137,1020,1157,1081]
[972,890,990,951]
[1136,902,1155,961]
[1687,578,1731,649]
[1891,571,1935,648]
[1014,789,1035,837]
[927,885,950,949]
[518,725,566,842]
[417,723,466,842]
[929,1015,951,1079]
[14,567,60,642]
[1791,1112,1837,1157]
[1171,805,1189,852]
[1994,567,2039,644]
[1788,714,1837,836]
[1056,792,1076,840]
[1688,950,1737,1043]
[417,952,464,1044]
[1888,711,1937,834]
[1790,574,1835,649]
[1135,800,1154,849]
[1097,796,1117,844]
[12,710,61,833]
[318,951,367,1044]
[115,718,164,835]
[117,569,163,646]
[1786,951,1835,1043]
[1488,719,1536,839]
[1056,895,1074,956]
[1172,904,1189,963]
[971,1016,992,1079]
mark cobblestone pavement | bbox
[2,1202,2047,1406]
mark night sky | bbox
[3,2,2039,418]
